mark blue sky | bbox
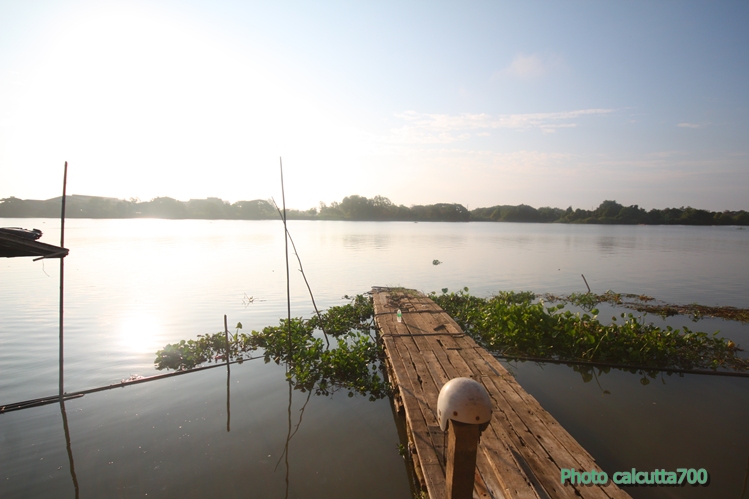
[1,0,747,210]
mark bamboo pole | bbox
[59,161,68,399]
[280,158,291,356]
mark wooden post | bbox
[437,377,492,499]
[445,420,481,499]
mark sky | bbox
[1,0,747,211]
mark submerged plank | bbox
[372,288,630,499]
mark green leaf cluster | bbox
[154,295,389,400]
[431,289,748,372]
[543,291,749,323]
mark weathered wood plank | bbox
[395,293,543,499]
[416,299,618,499]
[374,292,446,497]
[471,350,620,499]
[372,289,631,499]
[454,336,614,498]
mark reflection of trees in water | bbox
[502,357,748,398]
[571,364,666,392]
[155,295,390,400]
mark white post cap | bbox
[437,377,492,431]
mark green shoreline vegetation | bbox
[2,195,748,225]
[155,290,748,400]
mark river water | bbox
[1,219,748,498]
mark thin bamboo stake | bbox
[59,161,68,399]
[581,273,591,294]
[280,158,291,356]
[270,198,330,347]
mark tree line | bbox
[1,195,747,225]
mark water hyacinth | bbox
[431,288,749,373]
[155,294,388,400]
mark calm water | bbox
[1,219,748,498]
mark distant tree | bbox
[84,197,118,218]
[661,207,684,224]
[339,195,373,220]
[734,211,749,224]
[647,209,665,224]
[319,201,345,220]
[537,207,563,222]
[678,207,714,225]
[186,198,229,219]
[590,200,623,223]
[615,205,647,224]
[143,197,187,218]
[371,195,395,219]
[502,204,539,222]
[233,200,276,219]
[0,197,30,217]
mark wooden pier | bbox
[372,288,631,499]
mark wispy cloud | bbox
[390,108,613,143]
[677,122,701,128]
[494,53,566,81]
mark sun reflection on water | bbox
[118,313,163,354]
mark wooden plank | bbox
[473,468,495,499]
[372,289,631,499]
[471,350,622,499]
[420,294,623,499]
[375,292,446,498]
[447,327,613,498]
[479,375,582,499]
[395,296,529,499]
[386,341,446,494]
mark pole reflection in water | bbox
[273,374,314,499]
[284,379,291,499]
[224,315,231,433]
[226,360,231,433]
[59,399,79,499]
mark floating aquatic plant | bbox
[431,288,749,373]
[542,290,749,323]
[155,295,388,400]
